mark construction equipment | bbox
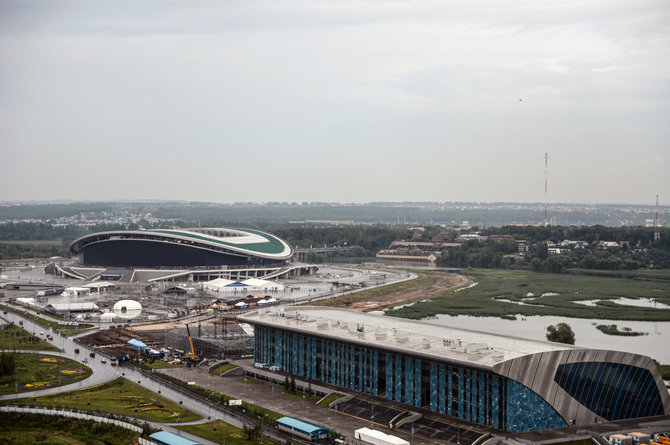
[185,323,199,366]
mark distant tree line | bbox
[435,225,670,272]
[1,221,669,271]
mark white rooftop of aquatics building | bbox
[239,306,579,370]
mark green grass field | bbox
[1,377,201,423]
[0,353,92,395]
[0,412,140,445]
[0,323,60,351]
[177,420,279,445]
[140,360,182,370]
[388,268,670,321]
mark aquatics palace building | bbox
[58,228,313,282]
[240,306,670,434]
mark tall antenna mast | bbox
[655,195,661,241]
[544,152,549,226]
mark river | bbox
[429,314,670,363]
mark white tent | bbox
[204,278,249,293]
[241,278,285,291]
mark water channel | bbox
[429,314,670,363]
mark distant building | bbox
[599,241,620,249]
[432,233,453,243]
[487,235,515,242]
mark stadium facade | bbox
[57,228,313,283]
[70,228,293,268]
[239,307,670,433]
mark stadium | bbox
[56,228,314,282]
[240,306,670,434]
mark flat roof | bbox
[239,306,578,370]
[277,416,329,434]
[149,431,202,445]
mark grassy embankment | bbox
[311,271,442,308]
[210,363,238,375]
[1,377,201,422]
[1,303,94,336]
[387,268,670,321]
[0,353,92,395]
[0,412,140,445]
[595,325,648,336]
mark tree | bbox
[546,323,575,345]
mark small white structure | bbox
[354,427,409,445]
[82,281,116,293]
[241,278,285,291]
[100,312,116,322]
[50,302,100,313]
[112,300,142,319]
[61,287,91,297]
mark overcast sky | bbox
[1,0,668,205]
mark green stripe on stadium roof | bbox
[147,228,288,255]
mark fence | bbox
[0,405,144,434]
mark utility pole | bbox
[544,152,549,227]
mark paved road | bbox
[0,310,289,444]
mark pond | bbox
[574,297,670,309]
[429,313,670,363]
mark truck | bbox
[146,348,165,359]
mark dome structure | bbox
[113,300,142,319]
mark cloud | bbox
[0,0,668,204]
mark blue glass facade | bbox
[253,325,568,432]
[554,362,664,421]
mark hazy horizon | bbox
[1,1,668,204]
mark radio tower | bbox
[655,195,661,241]
[544,152,549,226]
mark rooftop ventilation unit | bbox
[375,329,387,340]
[396,331,409,343]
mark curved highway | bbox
[0,310,246,428]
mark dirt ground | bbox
[347,272,469,312]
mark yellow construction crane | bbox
[185,323,199,365]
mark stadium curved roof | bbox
[70,227,293,261]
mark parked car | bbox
[101,358,107,364]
